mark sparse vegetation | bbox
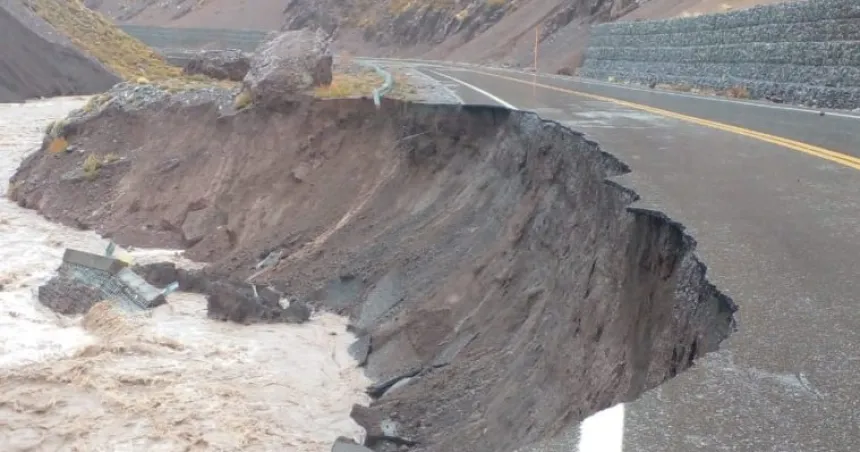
[650,82,751,100]
[388,0,457,14]
[102,153,121,164]
[233,88,254,109]
[28,0,181,81]
[6,181,22,200]
[82,154,103,180]
[388,72,420,100]
[82,94,111,113]
[28,0,232,89]
[45,118,68,139]
[724,85,751,99]
[314,71,385,99]
[314,67,418,100]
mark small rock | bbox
[291,163,310,182]
[348,334,371,367]
[367,368,421,398]
[132,262,179,288]
[283,299,312,323]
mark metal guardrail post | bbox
[359,62,394,108]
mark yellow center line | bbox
[460,69,860,172]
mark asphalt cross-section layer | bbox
[416,65,860,452]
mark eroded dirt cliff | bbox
[10,94,736,451]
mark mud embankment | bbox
[10,95,737,452]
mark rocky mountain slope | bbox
[87,0,793,71]
[0,1,119,102]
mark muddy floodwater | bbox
[0,98,370,451]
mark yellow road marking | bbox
[460,69,860,172]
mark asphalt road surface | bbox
[393,62,860,452]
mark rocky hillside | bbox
[86,0,792,71]
[86,0,776,71]
[0,1,119,102]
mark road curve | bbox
[387,62,860,452]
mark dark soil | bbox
[11,95,737,452]
[0,5,119,102]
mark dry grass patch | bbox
[28,0,181,81]
[233,88,254,110]
[388,0,457,14]
[28,0,230,89]
[314,71,385,99]
[388,72,420,100]
[724,85,751,99]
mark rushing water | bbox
[0,98,370,451]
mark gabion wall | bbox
[579,0,860,109]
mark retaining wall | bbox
[579,0,860,109]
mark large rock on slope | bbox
[242,29,333,106]
[182,49,250,81]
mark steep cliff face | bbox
[10,93,737,452]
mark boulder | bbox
[182,50,251,82]
[205,280,311,325]
[181,206,227,246]
[243,29,333,106]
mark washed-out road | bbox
[367,59,860,452]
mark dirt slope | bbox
[0,4,119,102]
[10,94,736,451]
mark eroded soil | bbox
[10,95,737,451]
[0,98,369,452]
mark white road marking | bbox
[363,57,860,120]
[424,69,520,110]
[578,403,625,452]
[410,68,465,104]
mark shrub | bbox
[233,88,254,110]
[725,85,750,99]
[46,119,68,139]
[83,154,102,180]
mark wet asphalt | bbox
[413,65,860,452]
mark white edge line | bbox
[425,69,519,110]
[411,68,465,105]
[363,58,860,120]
